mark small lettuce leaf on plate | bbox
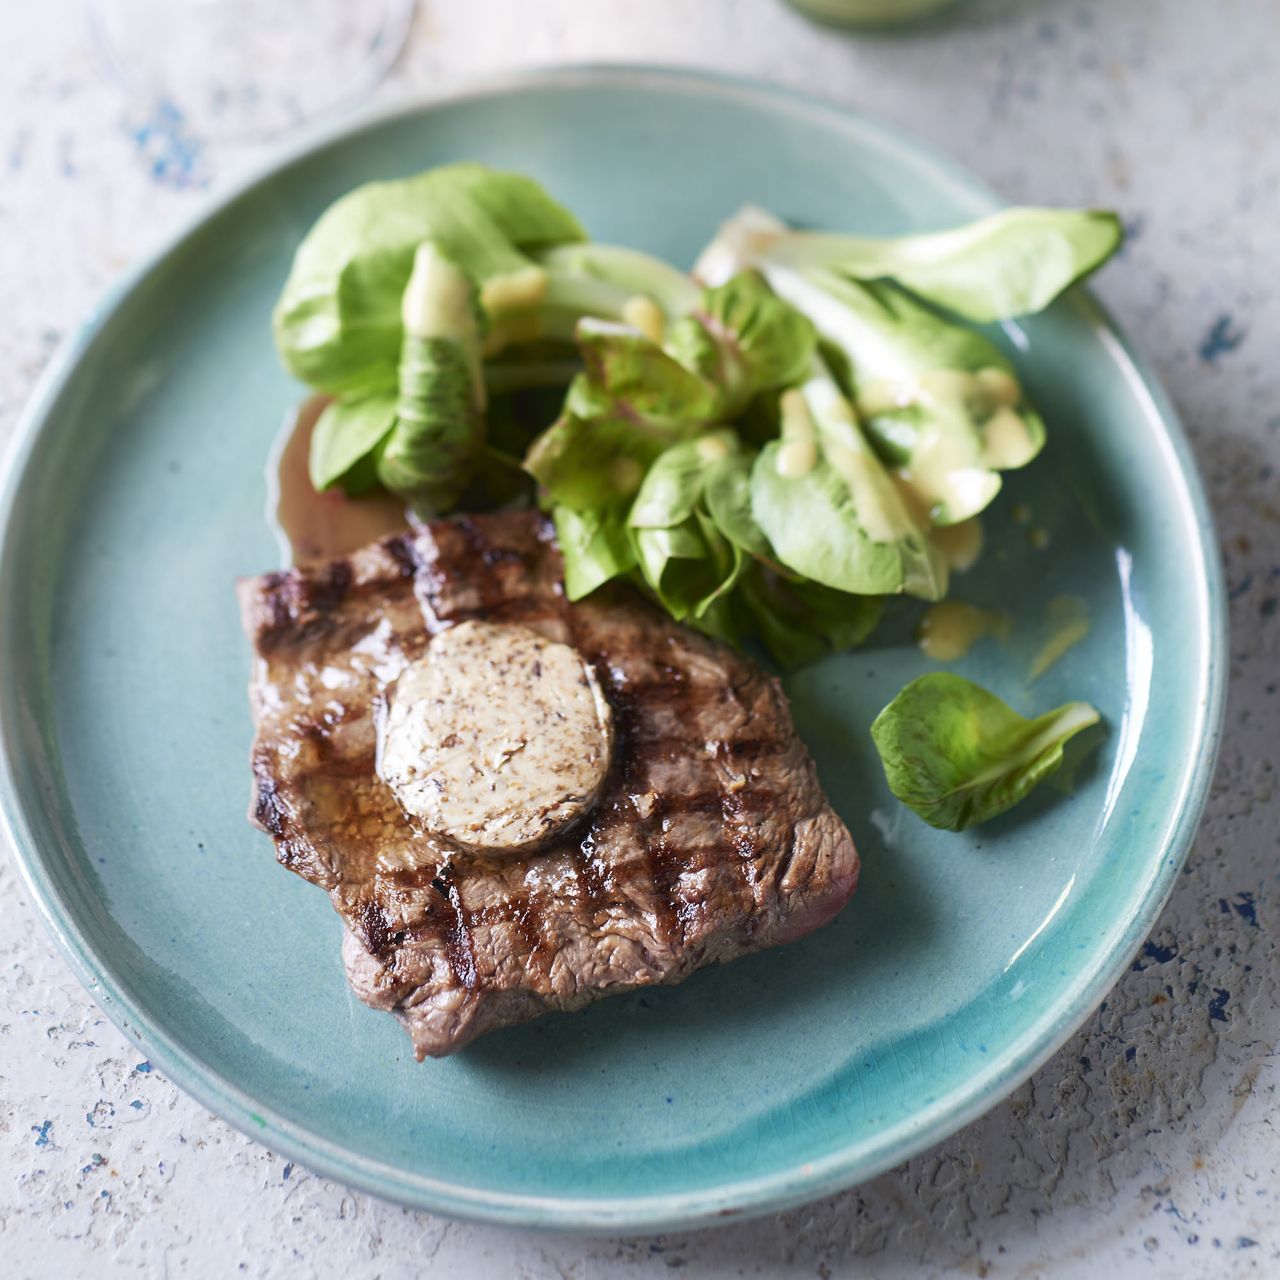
[750,360,948,600]
[665,270,817,416]
[628,430,755,622]
[698,205,1123,324]
[870,672,1102,831]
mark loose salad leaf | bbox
[274,164,588,395]
[870,672,1101,830]
[628,431,753,621]
[665,271,817,416]
[699,205,1123,323]
[750,361,948,599]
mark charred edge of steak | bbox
[237,533,420,653]
[251,769,288,836]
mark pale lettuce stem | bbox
[534,243,701,317]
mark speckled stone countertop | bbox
[2,2,1278,1276]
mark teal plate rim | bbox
[0,65,1228,1232]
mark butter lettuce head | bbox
[274,164,587,396]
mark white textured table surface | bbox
[2,2,1278,1276]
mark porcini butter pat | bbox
[378,621,613,851]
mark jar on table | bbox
[785,0,955,26]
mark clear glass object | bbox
[785,0,955,27]
[89,0,416,139]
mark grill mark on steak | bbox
[238,510,860,1058]
[358,897,404,962]
[383,532,420,578]
[434,866,478,990]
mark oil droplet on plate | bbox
[1029,596,1091,680]
[917,600,1011,662]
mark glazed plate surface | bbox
[0,68,1224,1230]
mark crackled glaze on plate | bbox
[0,68,1224,1231]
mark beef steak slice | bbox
[238,511,859,1058]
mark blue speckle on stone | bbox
[130,1100,144,1111]
[134,1061,152,1073]
[32,1119,52,1147]
[126,98,209,190]
[1199,314,1246,364]
[1228,574,1253,601]
[1208,989,1231,1022]
[1125,1046,1137,1063]
[1232,892,1258,928]
[1236,1237,1258,1249]
[1132,939,1178,970]
[283,1162,293,1180]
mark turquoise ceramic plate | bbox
[0,68,1224,1231]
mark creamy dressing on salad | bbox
[917,600,1010,662]
[269,394,409,565]
[930,516,984,572]
[622,294,666,343]
[982,406,1039,469]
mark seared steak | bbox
[238,511,859,1058]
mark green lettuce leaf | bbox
[628,432,753,620]
[665,270,816,415]
[750,363,947,599]
[766,266,1044,526]
[735,564,882,668]
[526,324,723,599]
[870,672,1102,831]
[570,320,722,423]
[535,242,701,321]
[309,393,397,495]
[371,243,487,512]
[703,205,1123,323]
[274,164,588,396]
[551,504,636,600]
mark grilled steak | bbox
[238,511,859,1058]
